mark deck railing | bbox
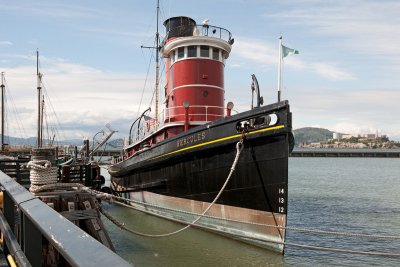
[0,171,130,267]
[130,105,225,143]
[165,24,232,43]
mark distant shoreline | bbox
[290,148,400,158]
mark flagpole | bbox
[277,36,283,102]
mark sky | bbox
[1,0,399,142]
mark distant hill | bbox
[0,134,123,148]
[106,138,124,149]
[1,129,341,148]
[293,127,335,144]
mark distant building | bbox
[363,134,377,139]
[341,133,377,139]
[333,132,342,140]
[342,134,356,139]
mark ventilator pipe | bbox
[226,102,234,117]
[183,100,190,131]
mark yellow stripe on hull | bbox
[151,124,285,160]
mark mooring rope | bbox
[82,138,400,257]
[197,223,400,257]
[27,160,58,193]
[99,195,400,257]
[91,186,400,241]
[99,141,244,238]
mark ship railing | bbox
[131,105,226,142]
[163,105,225,123]
[0,171,131,267]
[164,24,233,43]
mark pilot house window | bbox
[188,45,197,57]
[212,48,219,60]
[170,46,226,65]
[177,47,184,59]
[200,45,209,57]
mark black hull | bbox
[110,101,292,251]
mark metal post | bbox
[277,37,283,102]
[37,50,42,148]
[84,139,90,163]
[154,0,160,129]
[85,162,91,187]
[1,72,4,151]
[40,97,44,146]
[0,211,32,267]
[184,106,190,131]
[22,213,42,267]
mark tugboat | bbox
[109,15,293,253]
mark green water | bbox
[102,158,400,266]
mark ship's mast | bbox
[37,50,42,148]
[41,97,45,146]
[154,0,160,129]
[1,72,5,151]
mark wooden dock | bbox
[0,158,30,185]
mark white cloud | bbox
[0,3,102,19]
[82,27,151,40]
[265,1,400,59]
[311,63,355,81]
[234,39,276,65]
[1,57,154,139]
[289,87,400,139]
[233,37,354,81]
[0,41,13,46]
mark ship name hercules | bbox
[176,131,206,148]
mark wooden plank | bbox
[81,198,115,251]
[37,192,115,252]
[68,201,79,226]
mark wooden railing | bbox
[0,158,30,186]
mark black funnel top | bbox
[163,16,196,38]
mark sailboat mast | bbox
[37,50,42,148]
[1,72,4,151]
[154,0,160,129]
[41,97,45,146]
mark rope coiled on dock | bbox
[27,160,58,193]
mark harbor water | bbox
[102,157,400,266]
